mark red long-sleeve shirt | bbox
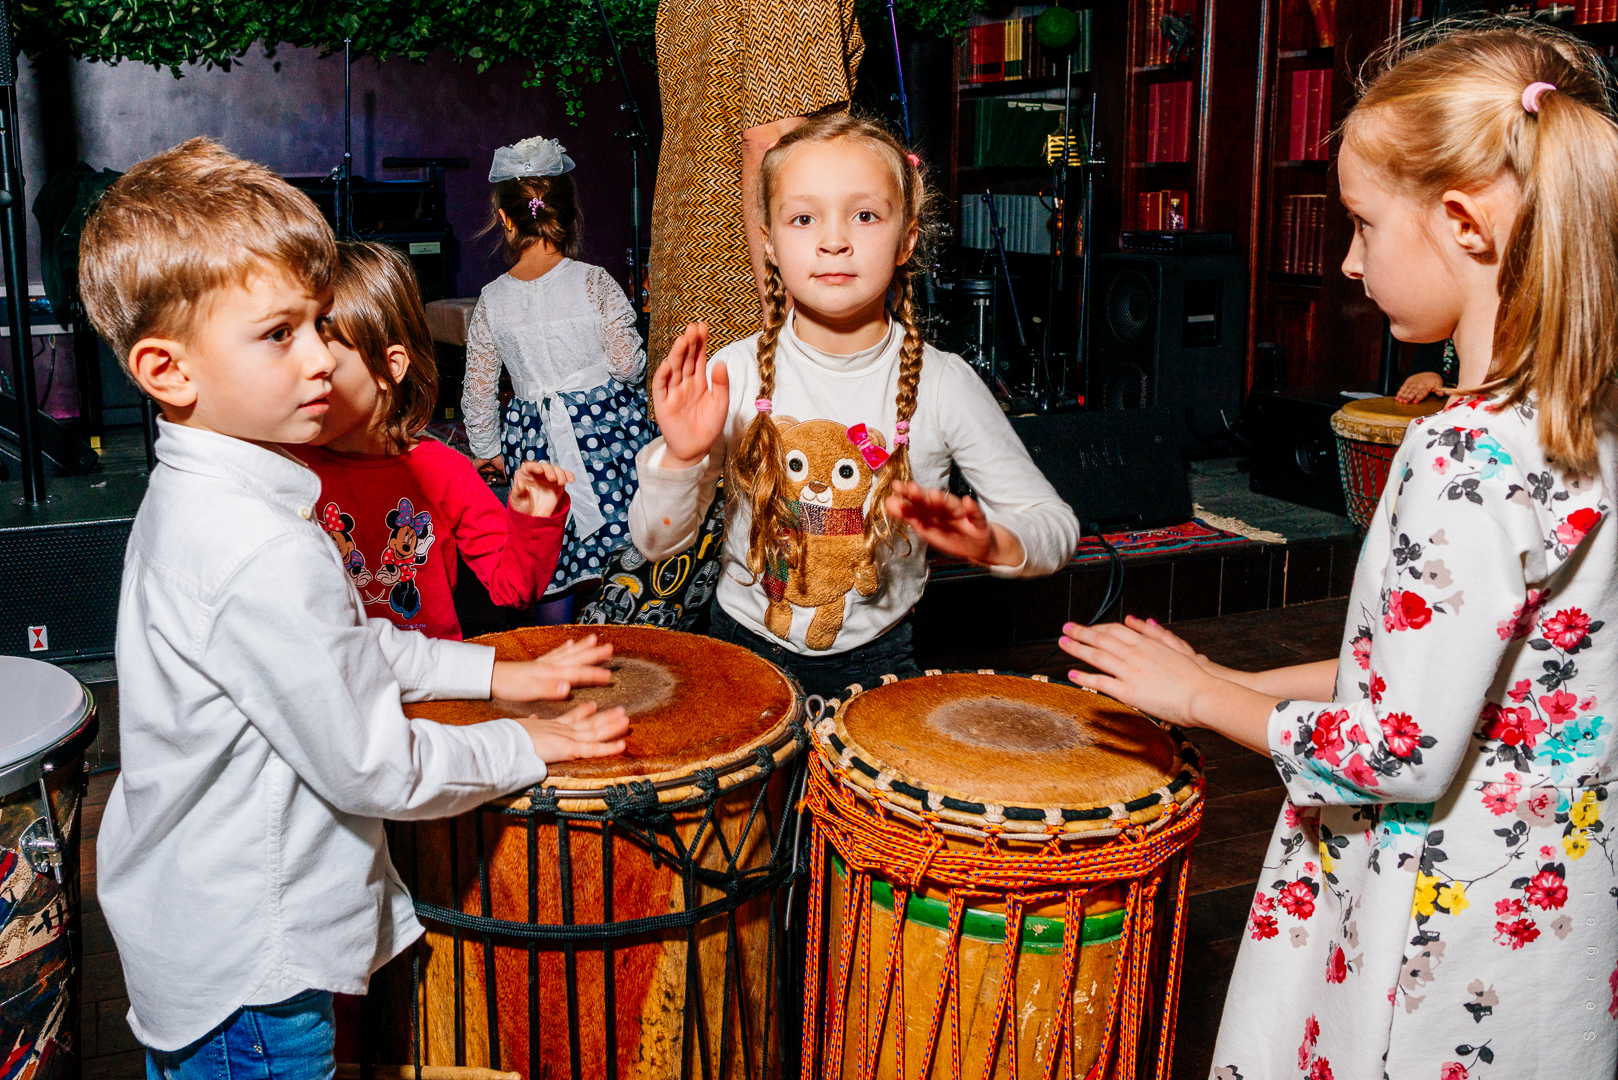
[292,441,566,640]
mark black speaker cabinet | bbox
[1087,251,1247,450]
[1246,387,1353,515]
[1011,408,1193,531]
[0,477,142,661]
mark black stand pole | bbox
[983,193,1036,407]
[592,0,651,343]
[1074,90,1099,406]
[334,38,355,241]
[0,0,45,505]
[886,0,912,144]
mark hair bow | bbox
[392,498,431,532]
[321,502,345,533]
[489,136,576,182]
[847,423,889,471]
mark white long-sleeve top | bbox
[100,421,548,1051]
[629,317,1079,654]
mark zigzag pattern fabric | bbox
[648,0,864,373]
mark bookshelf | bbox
[1244,0,1410,391]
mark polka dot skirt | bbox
[500,377,653,595]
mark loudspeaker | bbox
[0,477,142,661]
[1086,251,1246,449]
[1011,408,1193,531]
[1246,387,1350,515]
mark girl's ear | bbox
[1440,187,1501,260]
[897,220,920,267]
[497,208,515,235]
[128,337,197,410]
[383,344,410,385]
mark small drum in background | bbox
[1331,394,1445,531]
[386,626,805,1080]
[803,672,1203,1080]
[0,657,98,1080]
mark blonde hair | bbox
[80,137,337,363]
[1344,20,1618,471]
[730,112,933,586]
[328,242,440,452]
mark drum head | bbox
[403,625,799,785]
[0,657,92,772]
[1331,395,1445,444]
[838,674,1177,808]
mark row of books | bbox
[960,10,1093,85]
[958,194,1063,255]
[1302,0,1336,48]
[968,96,1090,167]
[1573,0,1618,23]
[1141,0,1196,66]
[1287,68,1332,162]
[1137,189,1190,231]
[1145,80,1194,163]
[1277,194,1327,276]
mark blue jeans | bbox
[146,990,335,1080]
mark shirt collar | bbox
[154,419,322,518]
[781,313,901,375]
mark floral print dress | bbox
[1211,393,1617,1080]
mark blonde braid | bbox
[727,260,798,581]
[863,267,925,569]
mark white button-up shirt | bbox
[99,421,547,1051]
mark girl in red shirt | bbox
[293,241,571,639]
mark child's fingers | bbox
[709,357,729,398]
[544,662,615,688]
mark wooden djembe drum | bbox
[1331,394,1445,531]
[383,625,805,1080]
[802,672,1204,1080]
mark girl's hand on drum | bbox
[537,634,613,668]
[491,641,616,701]
[885,481,1025,567]
[1113,615,1231,680]
[509,461,573,518]
[517,700,630,763]
[1396,370,1443,404]
[654,322,729,470]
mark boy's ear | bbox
[383,344,410,384]
[127,337,197,410]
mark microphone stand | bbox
[332,38,355,241]
[983,193,1035,408]
[0,0,45,505]
[886,0,912,144]
[592,0,651,343]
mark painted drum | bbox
[381,625,805,1080]
[0,656,98,1080]
[802,671,1204,1080]
[1330,395,1446,531]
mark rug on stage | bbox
[927,519,1256,581]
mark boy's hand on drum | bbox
[1396,370,1444,404]
[491,637,616,701]
[654,322,729,469]
[885,481,1026,568]
[516,700,630,763]
[509,461,573,518]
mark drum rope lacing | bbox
[801,692,1203,1080]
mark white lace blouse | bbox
[461,259,646,461]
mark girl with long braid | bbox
[630,113,1078,698]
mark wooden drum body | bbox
[0,658,98,1080]
[1330,395,1444,531]
[803,673,1203,1080]
[388,626,804,1080]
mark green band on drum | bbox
[830,851,1126,955]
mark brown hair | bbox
[730,112,933,587]
[481,174,582,263]
[1344,20,1618,471]
[327,241,439,451]
[79,137,338,364]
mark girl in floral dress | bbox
[462,136,653,622]
[1060,23,1618,1080]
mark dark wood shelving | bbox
[1278,47,1334,61]
[957,73,1090,99]
[1269,271,1323,286]
[1132,61,1199,75]
[1274,159,1328,170]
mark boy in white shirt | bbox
[79,137,629,1080]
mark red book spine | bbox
[1307,69,1328,160]
[1280,198,1295,273]
[1291,196,1304,274]
[1576,0,1587,24]
[1149,0,1164,65]
[1289,69,1308,161]
[1144,191,1164,230]
[1175,81,1193,161]
[969,24,982,84]
[1312,196,1325,275]
[990,20,1004,82]
[1148,82,1162,162]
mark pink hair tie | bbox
[893,420,910,446]
[754,397,773,414]
[905,152,921,167]
[1523,81,1556,114]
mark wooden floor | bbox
[75,597,1349,1080]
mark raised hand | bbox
[516,700,630,763]
[653,322,730,468]
[885,480,1025,567]
[509,460,573,518]
[473,457,508,484]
